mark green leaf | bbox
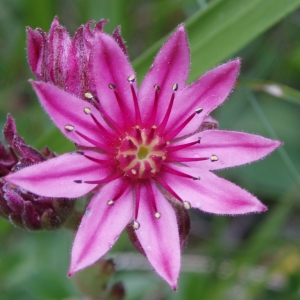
[133,0,300,82]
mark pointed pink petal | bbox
[165,59,240,137]
[170,130,282,170]
[93,32,136,128]
[138,24,190,126]
[69,179,132,275]
[112,26,128,57]
[160,166,266,214]
[5,151,112,198]
[26,27,43,78]
[135,181,180,289]
[31,81,114,147]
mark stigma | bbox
[117,126,166,179]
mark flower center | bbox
[117,126,166,179]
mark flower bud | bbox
[0,114,74,230]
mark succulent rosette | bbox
[6,23,281,288]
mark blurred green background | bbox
[1,0,300,299]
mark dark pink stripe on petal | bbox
[5,151,112,198]
[172,130,282,170]
[161,166,267,215]
[69,179,132,275]
[166,59,240,138]
[135,181,180,289]
[138,24,190,126]
[31,81,114,147]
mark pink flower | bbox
[6,24,281,289]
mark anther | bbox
[210,155,218,162]
[183,201,191,210]
[133,221,140,230]
[152,125,157,129]
[154,212,161,219]
[131,169,137,175]
[162,156,166,161]
[193,176,201,180]
[84,107,91,114]
[154,84,160,90]
[65,125,74,132]
[74,180,82,183]
[172,83,178,91]
[108,83,116,89]
[107,200,114,206]
[84,92,93,99]
[135,125,140,129]
[127,75,136,82]
[195,107,203,114]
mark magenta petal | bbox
[138,24,190,125]
[26,27,43,78]
[69,179,132,275]
[165,59,240,137]
[31,81,113,147]
[5,151,112,198]
[171,130,282,170]
[93,32,136,128]
[160,166,266,214]
[135,181,180,289]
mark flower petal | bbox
[169,130,282,170]
[138,24,190,126]
[31,81,114,147]
[135,181,180,289]
[5,151,112,198]
[165,59,240,137]
[160,166,266,214]
[69,179,132,275]
[93,32,136,128]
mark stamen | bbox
[83,172,122,184]
[65,125,74,132]
[84,107,91,114]
[161,165,196,179]
[94,102,124,137]
[112,87,132,128]
[127,75,136,82]
[165,156,209,163]
[74,130,112,153]
[90,114,116,140]
[134,184,141,220]
[82,154,115,166]
[145,180,159,214]
[166,140,200,152]
[129,80,142,125]
[154,212,161,219]
[148,85,160,125]
[108,83,116,89]
[133,221,140,230]
[165,111,197,141]
[195,107,203,114]
[183,201,191,209]
[154,176,183,203]
[107,180,130,206]
[210,155,218,162]
[84,92,94,100]
[157,89,176,133]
